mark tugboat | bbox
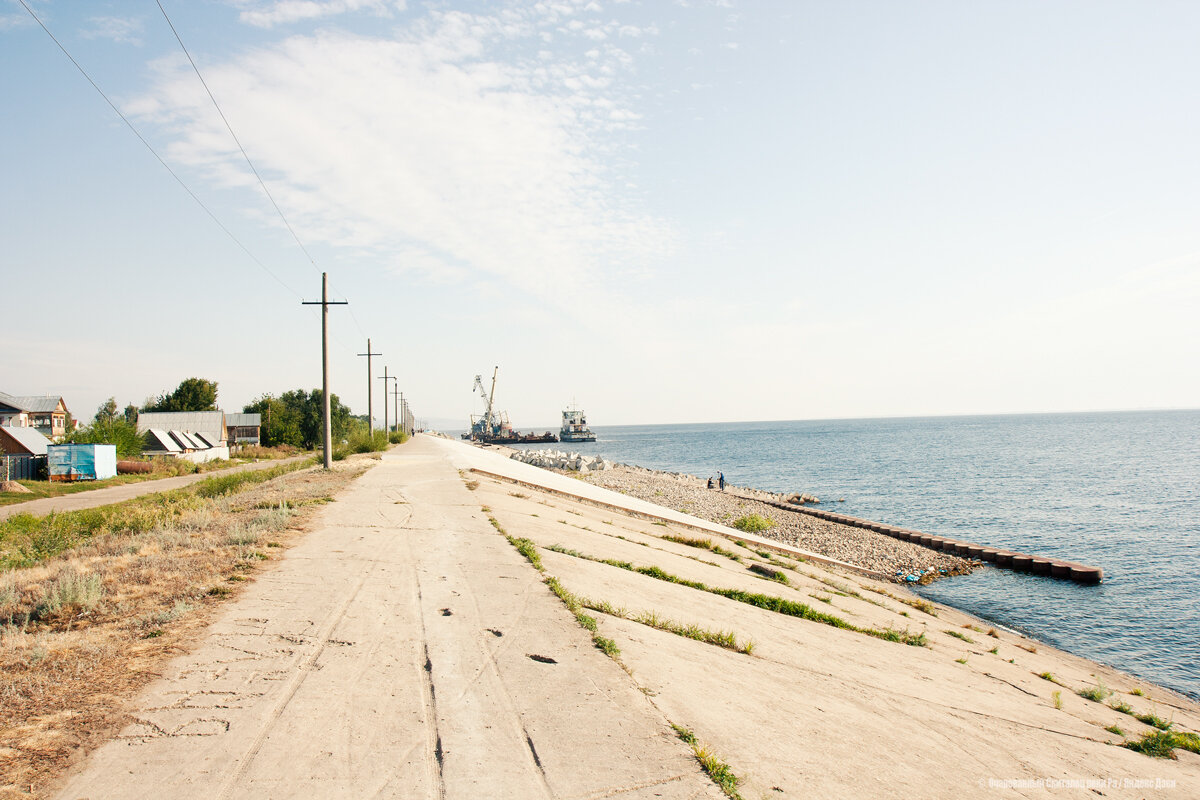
[560,405,596,443]
[461,367,558,444]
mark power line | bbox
[16,0,303,301]
[154,0,369,340]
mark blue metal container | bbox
[47,443,118,482]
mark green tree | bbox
[144,378,219,412]
[95,397,119,424]
[66,399,145,458]
[244,389,352,450]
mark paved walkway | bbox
[0,456,311,521]
[55,435,719,799]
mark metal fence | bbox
[1,454,47,481]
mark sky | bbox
[2,0,1198,429]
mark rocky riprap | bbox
[510,449,614,472]
[582,464,978,583]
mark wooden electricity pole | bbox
[302,272,347,470]
[357,338,382,434]
[379,367,397,434]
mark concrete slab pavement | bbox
[54,436,721,799]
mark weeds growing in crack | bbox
[660,534,742,562]
[580,598,755,655]
[547,544,927,646]
[671,724,743,799]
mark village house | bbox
[137,411,230,463]
[225,413,262,446]
[0,392,71,441]
[136,411,227,445]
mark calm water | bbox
[509,410,1200,699]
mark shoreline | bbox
[491,444,1200,705]
[496,445,980,583]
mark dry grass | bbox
[0,461,368,798]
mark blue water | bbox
[509,410,1200,699]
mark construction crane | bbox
[471,366,499,436]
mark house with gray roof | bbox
[136,411,227,444]
[0,391,71,440]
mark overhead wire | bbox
[16,0,304,302]
[21,0,408,413]
[154,0,369,342]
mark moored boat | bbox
[560,406,596,442]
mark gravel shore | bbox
[580,463,979,582]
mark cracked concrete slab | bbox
[54,436,720,800]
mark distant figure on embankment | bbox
[718,472,725,491]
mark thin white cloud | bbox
[237,0,400,29]
[130,8,672,307]
[81,16,144,45]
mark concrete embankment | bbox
[51,436,1197,799]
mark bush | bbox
[731,514,776,533]
[388,430,409,444]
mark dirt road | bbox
[0,456,311,521]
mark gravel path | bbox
[582,464,978,582]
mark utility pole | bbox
[357,338,381,434]
[392,385,400,436]
[379,367,397,433]
[399,391,405,436]
[302,272,347,470]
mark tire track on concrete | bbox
[413,568,447,800]
[213,571,369,800]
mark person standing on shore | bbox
[718,472,725,491]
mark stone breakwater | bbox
[510,449,614,472]
[583,464,978,583]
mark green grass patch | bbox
[581,598,754,655]
[1122,730,1200,759]
[505,535,544,572]
[1105,724,1125,737]
[1038,672,1061,685]
[748,563,789,585]
[194,461,308,498]
[1052,691,1063,710]
[944,629,975,643]
[661,534,742,562]
[1077,682,1110,703]
[730,514,775,533]
[671,724,743,800]
[1134,712,1173,731]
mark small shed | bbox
[47,443,118,482]
[0,426,50,456]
